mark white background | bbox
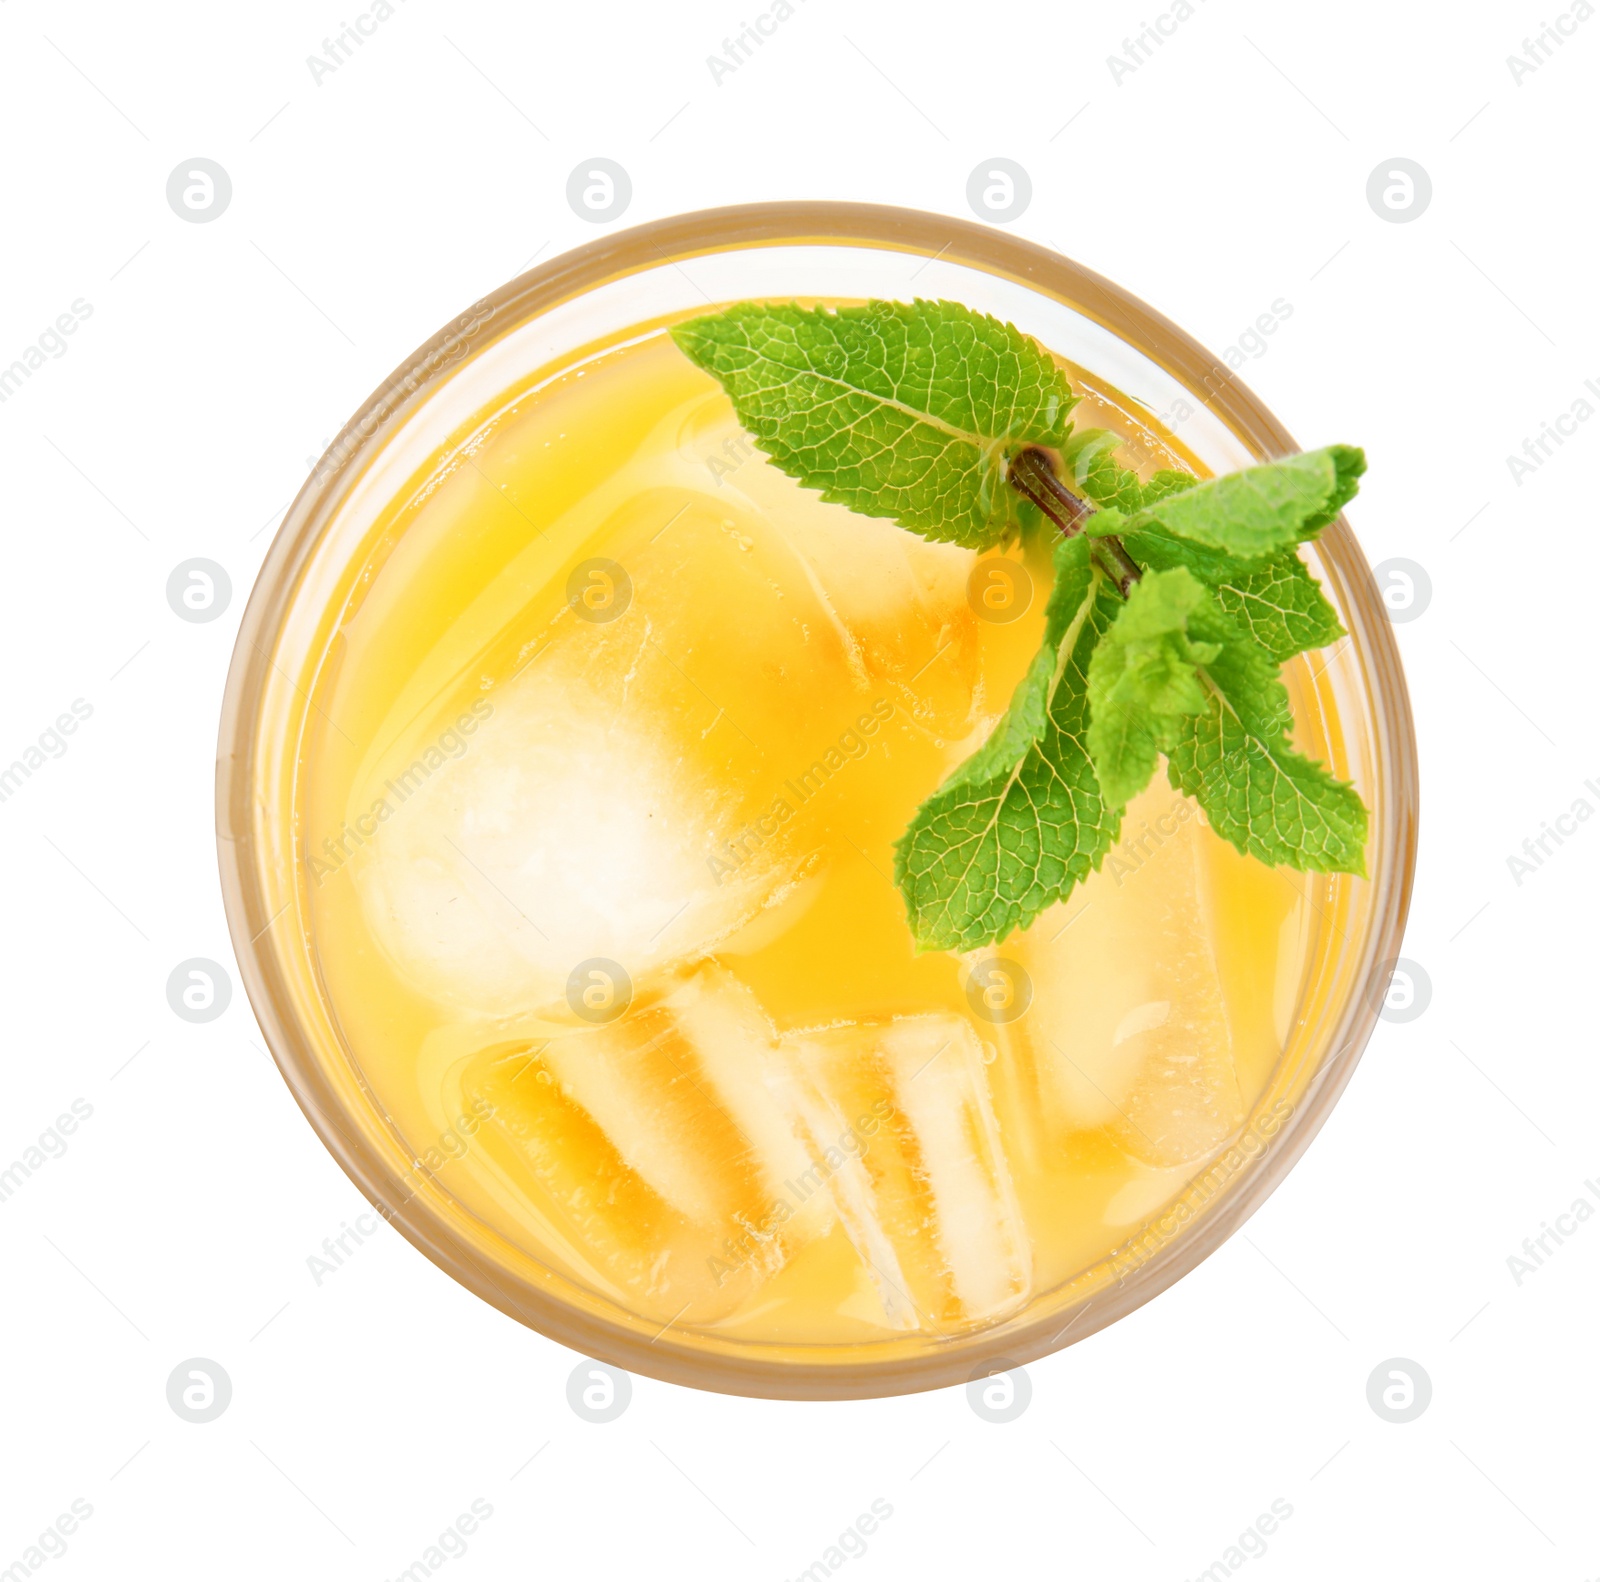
[1,0,1595,1577]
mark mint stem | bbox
[1008,447,1143,595]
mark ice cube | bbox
[353,668,802,1018]
[680,392,984,741]
[1000,782,1244,1168]
[781,1012,1031,1329]
[462,963,827,1325]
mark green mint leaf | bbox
[1084,568,1219,808]
[1299,443,1366,534]
[1118,523,1248,584]
[1185,593,1290,739]
[937,535,1095,783]
[893,535,1122,950]
[671,299,1075,549]
[1167,704,1368,876]
[1165,593,1368,875]
[1087,566,1366,873]
[1141,468,1201,506]
[1086,445,1365,559]
[1119,526,1345,663]
[1058,431,1197,513]
[1215,551,1345,662]
[1059,429,1145,512]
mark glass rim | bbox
[216,200,1419,1400]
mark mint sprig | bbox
[673,299,1370,951]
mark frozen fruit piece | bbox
[782,1012,1030,1329]
[1003,781,1245,1167]
[462,965,825,1326]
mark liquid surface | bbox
[301,323,1317,1344]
